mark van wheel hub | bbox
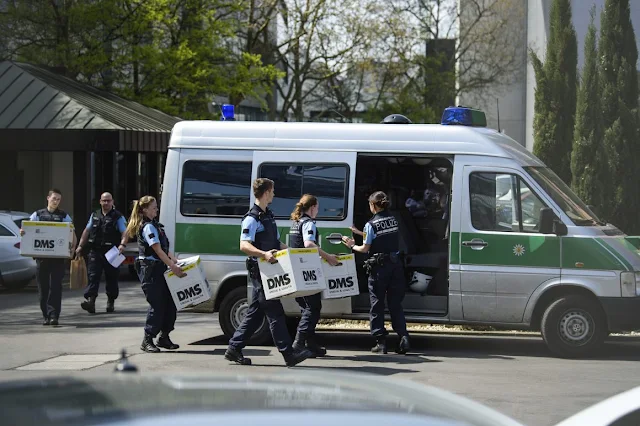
[230,299,248,329]
[559,310,593,344]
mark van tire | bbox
[218,287,271,346]
[540,295,607,358]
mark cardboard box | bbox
[20,221,74,259]
[165,255,212,311]
[259,248,326,300]
[321,254,360,299]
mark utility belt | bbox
[363,252,402,274]
[246,257,260,279]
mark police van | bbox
[159,106,640,358]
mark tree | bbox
[571,7,606,215]
[0,0,282,119]
[530,0,578,185]
[598,0,639,232]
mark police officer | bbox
[125,195,186,353]
[343,191,410,354]
[224,178,312,367]
[21,189,76,326]
[76,192,128,314]
[289,194,340,357]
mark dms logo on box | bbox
[302,270,317,282]
[177,283,203,301]
[34,239,55,249]
[329,277,354,289]
[267,273,291,290]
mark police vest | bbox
[289,215,316,249]
[367,211,399,254]
[243,205,280,252]
[88,208,123,249]
[36,208,67,222]
[138,219,169,258]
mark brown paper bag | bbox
[70,256,88,290]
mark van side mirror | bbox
[539,207,568,236]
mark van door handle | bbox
[462,239,488,250]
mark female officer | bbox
[125,196,186,353]
[289,194,340,357]
[343,191,410,355]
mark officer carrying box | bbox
[76,192,129,314]
[20,189,77,326]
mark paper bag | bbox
[70,256,88,289]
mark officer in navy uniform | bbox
[289,194,340,357]
[125,195,186,353]
[224,178,312,367]
[21,189,76,326]
[76,192,128,314]
[344,191,410,354]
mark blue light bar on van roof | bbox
[221,104,235,121]
[441,106,487,127]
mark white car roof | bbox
[169,121,545,167]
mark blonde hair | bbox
[253,178,274,199]
[125,195,156,238]
[290,194,318,221]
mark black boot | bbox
[157,332,179,350]
[81,296,96,314]
[49,317,59,326]
[371,336,387,354]
[106,298,115,313]
[292,331,306,352]
[306,334,327,357]
[42,317,50,326]
[396,335,410,354]
[141,333,160,353]
[224,346,252,365]
[283,348,313,367]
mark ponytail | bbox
[125,195,156,238]
[290,194,318,221]
[368,191,390,210]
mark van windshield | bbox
[524,166,604,226]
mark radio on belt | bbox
[20,221,74,259]
[164,255,212,311]
[258,248,326,300]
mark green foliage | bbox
[531,0,578,184]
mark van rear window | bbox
[180,161,252,217]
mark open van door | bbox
[251,150,357,316]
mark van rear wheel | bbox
[219,287,271,346]
[540,295,607,358]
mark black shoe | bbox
[371,337,387,354]
[306,335,327,357]
[42,317,50,326]
[141,334,160,353]
[81,296,96,314]
[106,298,115,313]
[292,332,306,352]
[396,335,410,354]
[283,348,313,367]
[225,347,251,365]
[50,317,59,326]
[157,332,179,350]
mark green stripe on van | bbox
[562,237,631,271]
[174,223,351,255]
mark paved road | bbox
[1,281,640,426]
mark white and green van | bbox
[159,107,640,358]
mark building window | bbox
[258,164,349,220]
[469,172,547,233]
[180,161,252,216]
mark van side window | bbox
[469,172,547,233]
[259,164,348,220]
[181,161,252,217]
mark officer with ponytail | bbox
[125,196,185,353]
[289,194,340,357]
[343,191,410,354]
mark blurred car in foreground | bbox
[0,210,36,290]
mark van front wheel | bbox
[541,295,607,358]
[218,287,272,346]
